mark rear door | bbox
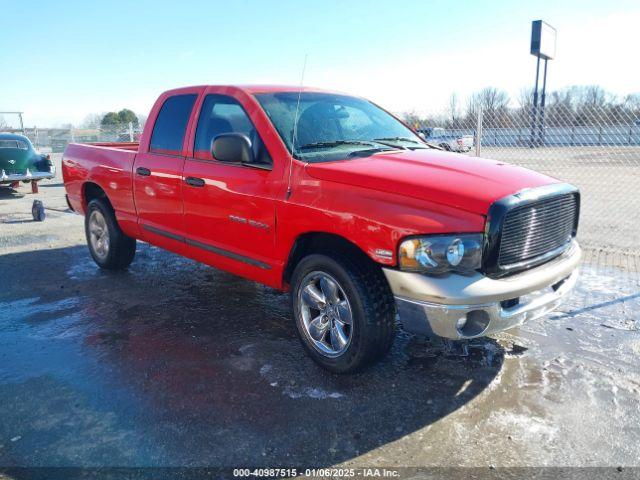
[181,91,280,282]
[133,91,198,250]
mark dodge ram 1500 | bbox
[63,85,581,372]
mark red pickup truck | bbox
[63,85,581,372]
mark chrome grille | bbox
[498,192,578,268]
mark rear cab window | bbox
[149,94,197,155]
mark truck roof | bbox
[161,84,343,96]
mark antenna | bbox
[286,53,308,200]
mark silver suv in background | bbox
[418,127,474,152]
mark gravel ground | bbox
[0,155,639,473]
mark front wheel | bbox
[291,254,396,373]
[85,199,136,270]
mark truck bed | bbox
[62,142,138,219]
[87,141,140,151]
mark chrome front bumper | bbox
[383,242,581,339]
[1,167,56,183]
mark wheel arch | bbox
[282,232,381,288]
[83,182,113,211]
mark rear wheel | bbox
[291,253,396,373]
[85,199,136,270]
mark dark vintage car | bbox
[0,133,56,185]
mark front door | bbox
[181,93,279,283]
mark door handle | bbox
[185,176,205,187]
[136,167,151,176]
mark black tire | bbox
[290,253,396,373]
[85,198,136,270]
[440,143,451,151]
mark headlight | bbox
[398,234,483,275]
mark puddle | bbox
[0,297,80,324]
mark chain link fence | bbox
[410,103,640,284]
[0,123,143,153]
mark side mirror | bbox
[211,133,254,164]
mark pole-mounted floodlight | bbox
[530,20,556,147]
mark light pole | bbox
[530,20,556,147]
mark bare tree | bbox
[547,89,574,108]
[402,111,423,130]
[512,88,535,125]
[401,84,638,132]
[479,87,509,111]
[466,87,511,127]
[517,88,534,109]
[623,94,640,120]
[623,93,640,109]
[579,85,609,109]
[0,115,7,130]
[80,113,104,129]
[573,86,612,125]
[543,88,576,126]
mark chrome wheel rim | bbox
[297,271,353,358]
[88,210,110,261]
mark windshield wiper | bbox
[375,136,443,150]
[373,137,419,144]
[348,146,396,157]
[424,142,444,150]
[298,140,377,150]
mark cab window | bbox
[150,94,197,155]
[194,94,272,166]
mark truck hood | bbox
[304,149,559,215]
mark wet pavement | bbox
[0,165,639,469]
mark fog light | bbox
[460,310,491,337]
[455,316,467,332]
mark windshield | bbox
[254,92,425,162]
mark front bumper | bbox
[0,167,56,183]
[383,241,581,339]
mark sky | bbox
[1,0,639,127]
